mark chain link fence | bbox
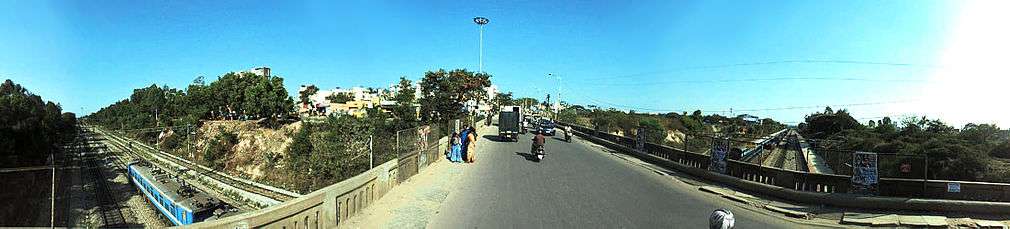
[394,119,454,183]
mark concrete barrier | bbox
[180,117,497,229]
[560,122,1010,214]
[183,134,450,228]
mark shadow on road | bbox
[551,136,574,142]
[514,152,542,162]
[482,134,517,142]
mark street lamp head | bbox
[473,17,489,25]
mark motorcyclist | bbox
[564,125,573,141]
[531,131,546,154]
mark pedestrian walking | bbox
[466,126,477,163]
[450,132,462,162]
[460,125,471,162]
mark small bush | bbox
[203,130,238,170]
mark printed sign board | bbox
[947,183,961,193]
[709,137,730,174]
[851,152,879,195]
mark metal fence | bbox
[394,120,453,183]
[811,147,927,179]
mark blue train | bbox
[127,161,228,226]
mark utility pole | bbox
[548,73,561,120]
[473,17,490,73]
[369,135,374,169]
[188,124,193,159]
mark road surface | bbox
[428,125,824,228]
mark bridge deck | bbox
[344,125,816,228]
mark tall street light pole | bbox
[548,73,561,120]
[473,17,489,73]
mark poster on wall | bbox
[709,137,730,174]
[851,151,879,195]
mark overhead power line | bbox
[564,80,918,116]
[578,59,936,82]
[572,75,927,87]
[733,100,917,112]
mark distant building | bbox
[232,66,271,77]
[297,85,383,118]
[249,66,271,77]
[739,114,760,124]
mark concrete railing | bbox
[183,134,449,229]
[560,122,1010,214]
[182,117,494,229]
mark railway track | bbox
[76,130,129,227]
[90,127,257,211]
[87,153,127,227]
[754,133,808,172]
[90,126,297,208]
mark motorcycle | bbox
[532,144,545,161]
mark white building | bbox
[297,85,384,117]
[476,85,498,112]
[234,66,271,77]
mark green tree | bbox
[494,92,513,107]
[391,77,418,127]
[800,108,861,139]
[299,85,319,105]
[638,118,666,144]
[203,130,238,170]
[992,141,1010,158]
[961,123,1001,145]
[1,79,77,167]
[284,115,375,192]
[326,92,354,104]
[418,69,491,123]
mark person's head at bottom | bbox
[709,208,735,229]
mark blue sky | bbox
[4,0,1005,126]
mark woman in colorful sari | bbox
[466,126,477,163]
[450,132,462,162]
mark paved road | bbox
[428,125,820,228]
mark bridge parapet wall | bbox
[181,117,498,229]
[184,135,450,229]
[560,122,1010,213]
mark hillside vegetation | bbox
[86,68,494,193]
[1,79,77,167]
[800,107,1010,182]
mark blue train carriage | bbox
[127,161,227,225]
